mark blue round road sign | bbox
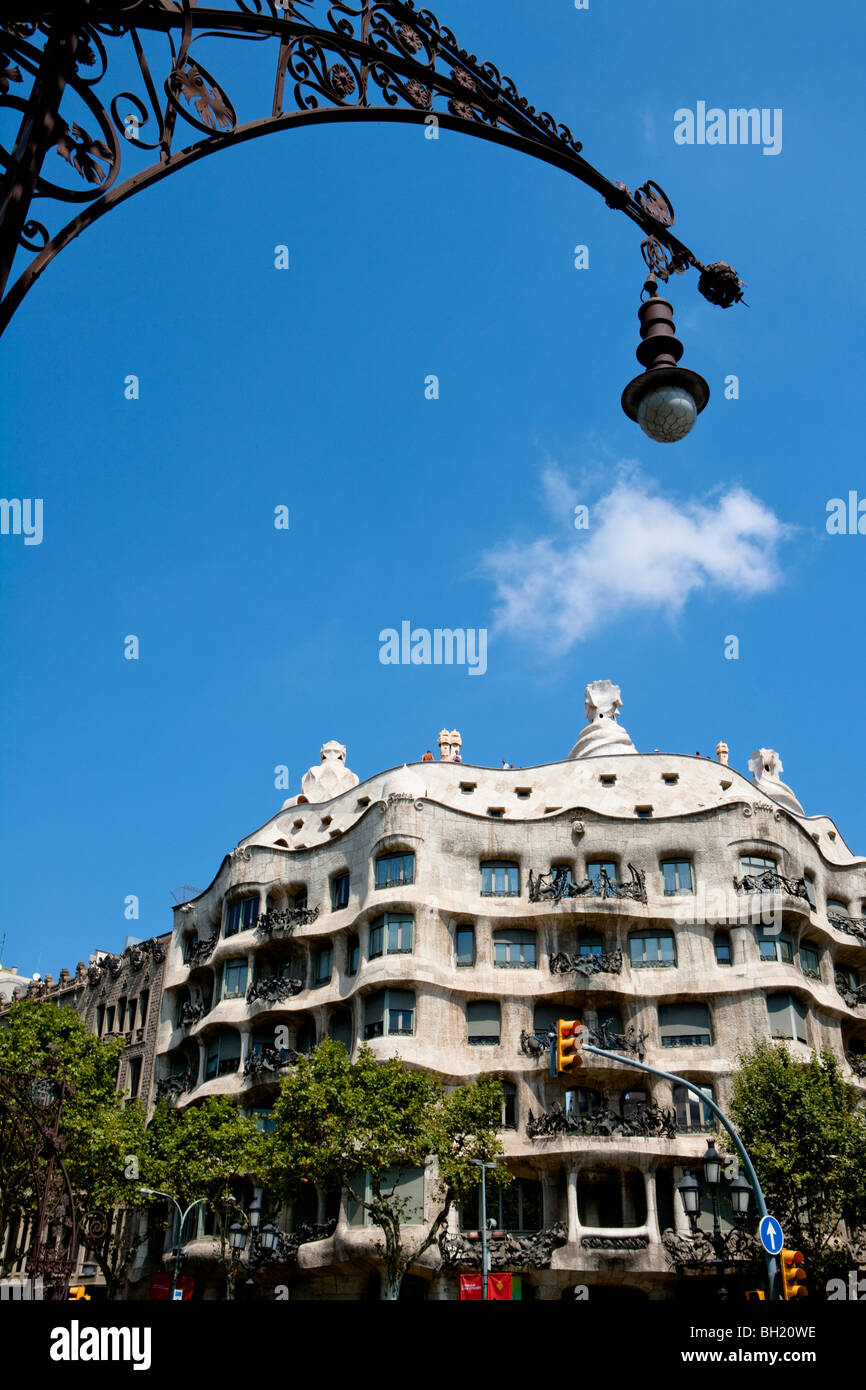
[759,1215,784,1254]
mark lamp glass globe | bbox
[637,384,697,443]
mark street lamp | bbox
[676,1140,754,1272]
[139,1188,207,1301]
[621,275,710,443]
[469,1159,498,1303]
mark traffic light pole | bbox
[581,1044,779,1299]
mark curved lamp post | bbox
[677,1138,755,1275]
[139,1187,207,1301]
[0,2,744,439]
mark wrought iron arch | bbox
[0,1060,79,1298]
[0,1,744,337]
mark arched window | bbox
[205,1030,241,1080]
[587,860,618,895]
[456,924,476,967]
[221,959,248,1000]
[757,928,794,963]
[375,852,415,888]
[224,896,259,938]
[369,913,413,958]
[577,932,603,959]
[481,861,520,897]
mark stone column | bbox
[239,1025,251,1066]
[645,1169,661,1245]
[566,1168,580,1244]
[673,1165,692,1236]
[196,1039,206,1087]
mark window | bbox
[799,944,820,980]
[205,1031,241,1080]
[493,929,537,969]
[289,887,308,911]
[635,805,653,819]
[662,859,693,895]
[500,1081,517,1129]
[456,926,475,966]
[96,1004,105,1036]
[364,989,415,1039]
[127,1057,142,1100]
[596,1006,623,1040]
[347,1167,425,1226]
[534,1003,579,1043]
[740,855,776,876]
[662,773,679,786]
[674,1084,714,1132]
[481,861,520,897]
[388,988,415,1036]
[314,945,333,985]
[767,992,807,1043]
[839,965,861,993]
[600,774,616,787]
[622,1090,647,1120]
[139,990,149,1026]
[222,960,248,1000]
[296,1019,317,1055]
[346,935,359,975]
[466,1000,501,1045]
[516,788,531,799]
[629,931,676,968]
[106,1006,116,1033]
[587,860,617,894]
[182,934,196,963]
[803,875,816,910]
[225,896,259,937]
[117,997,127,1031]
[758,930,794,964]
[370,913,413,957]
[251,1027,290,1065]
[658,1002,712,1047]
[827,899,848,921]
[565,1087,601,1119]
[461,1178,541,1233]
[329,1011,352,1050]
[330,873,350,911]
[578,932,603,960]
[252,1108,276,1135]
[127,999,137,1031]
[460,782,476,794]
[375,852,415,888]
[487,808,505,818]
[714,931,732,966]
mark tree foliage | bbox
[0,1000,146,1293]
[728,1039,866,1283]
[269,1039,506,1298]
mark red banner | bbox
[150,1274,194,1300]
[460,1274,483,1300]
[459,1273,513,1300]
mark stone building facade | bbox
[155,682,866,1300]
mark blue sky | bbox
[1,0,864,976]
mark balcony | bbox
[529,865,647,905]
[549,948,623,978]
[828,910,866,945]
[519,1021,649,1062]
[835,972,866,1009]
[732,869,810,904]
[155,1069,195,1101]
[243,1046,300,1079]
[179,999,210,1027]
[439,1223,567,1271]
[247,976,304,1005]
[526,1099,676,1141]
[255,905,320,938]
[845,1050,866,1079]
[186,935,217,967]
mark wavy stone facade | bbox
[155,690,866,1300]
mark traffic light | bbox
[779,1249,808,1300]
[744,1289,766,1301]
[556,1019,583,1074]
[67,1286,91,1301]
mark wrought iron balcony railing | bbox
[155,1070,195,1101]
[255,905,320,937]
[519,1021,648,1061]
[549,948,623,978]
[845,1050,866,1078]
[439,1223,567,1271]
[527,1100,676,1140]
[828,911,866,945]
[581,1235,649,1251]
[186,935,217,967]
[243,1046,300,1079]
[179,1000,210,1027]
[247,976,305,1005]
[528,865,647,905]
[662,1228,761,1269]
[732,870,810,902]
[835,972,866,1009]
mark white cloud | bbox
[481,468,793,651]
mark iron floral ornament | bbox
[0,1,743,334]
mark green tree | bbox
[269,1038,506,1300]
[727,1039,866,1287]
[0,1000,147,1296]
[142,1097,268,1298]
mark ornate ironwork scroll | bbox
[0,1056,79,1299]
[828,911,866,945]
[0,2,742,334]
[581,1234,648,1251]
[527,1099,676,1141]
[439,1222,567,1271]
[661,1227,760,1269]
[845,1049,866,1079]
[529,864,646,904]
[733,869,810,902]
[243,1044,300,1077]
[549,948,623,977]
[247,974,305,1003]
[835,971,866,1009]
[155,1068,196,1100]
[255,905,320,936]
[186,934,217,967]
